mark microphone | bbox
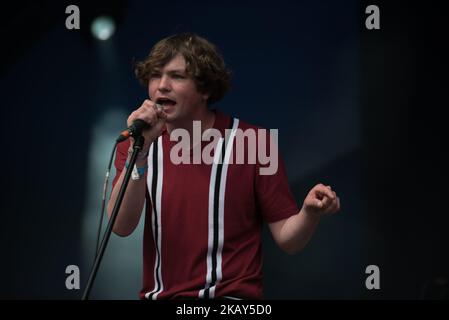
[116,103,163,142]
[116,119,149,142]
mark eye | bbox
[150,72,161,79]
[172,74,185,79]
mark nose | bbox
[157,74,171,93]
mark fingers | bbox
[325,195,340,214]
[314,183,335,200]
[127,100,165,127]
[308,183,340,215]
[314,199,324,209]
[155,104,167,120]
[140,100,159,125]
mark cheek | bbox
[179,84,202,102]
[148,82,157,98]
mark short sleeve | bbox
[255,133,299,223]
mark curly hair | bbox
[135,33,231,105]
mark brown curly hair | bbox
[135,33,231,105]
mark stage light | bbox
[90,16,116,41]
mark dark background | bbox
[0,0,447,299]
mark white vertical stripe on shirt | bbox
[152,137,164,299]
[199,117,239,299]
[145,137,164,300]
[145,142,155,300]
[199,137,224,299]
[209,118,239,298]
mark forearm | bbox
[107,158,147,237]
[278,208,322,254]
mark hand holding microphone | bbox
[117,100,167,152]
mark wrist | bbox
[125,160,148,180]
[127,147,149,161]
[301,207,322,223]
[135,158,148,167]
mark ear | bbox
[202,92,210,102]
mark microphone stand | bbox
[82,135,145,300]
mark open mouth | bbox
[156,97,177,108]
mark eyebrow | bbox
[151,68,187,76]
[166,69,187,74]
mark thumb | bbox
[155,113,166,130]
[156,107,167,120]
[305,198,322,210]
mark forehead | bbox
[159,54,186,71]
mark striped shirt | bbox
[113,110,298,299]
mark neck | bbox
[166,106,216,137]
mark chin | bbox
[165,113,177,123]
